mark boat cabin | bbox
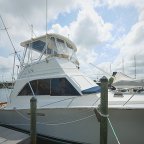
[10,33,100,99]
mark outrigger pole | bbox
[0,15,21,84]
[0,15,21,62]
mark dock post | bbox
[30,97,37,144]
[100,76,108,144]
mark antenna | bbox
[45,0,48,55]
[0,27,8,41]
[30,24,34,62]
[134,55,136,79]
[0,28,6,30]
[110,63,112,74]
[90,63,113,77]
[46,0,48,34]
[122,57,124,73]
[31,24,34,39]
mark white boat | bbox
[0,33,144,144]
[109,72,144,95]
[112,72,144,89]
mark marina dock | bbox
[0,126,57,144]
[0,126,29,144]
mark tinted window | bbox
[18,78,80,96]
[32,40,45,52]
[38,79,50,95]
[51,78,80,96]
[18,79,50,96]
[18,83,32,96]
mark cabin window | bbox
[18,79,50,96]
[18,78,80,96]
[18,83,32,95]
[49,37,57,52]
[31,79,50,95]
[47,48,52,54]
[51,78,80,96]
[56,38,66,54]
[66,42,73,49]
[32,40,45,52]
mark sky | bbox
[0,0,144,81]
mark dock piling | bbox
[100,76,108,144]
[30,97,37,144]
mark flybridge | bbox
[20,33,79,67]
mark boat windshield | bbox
[21,36,79,66]
[71,75,101,94]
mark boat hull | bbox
[0,108,144,144]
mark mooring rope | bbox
[2,103,97,127]
[107,117,121,144]
[123,89,139,106]
[94,105,121,144]
[1,109,95,126]
[37,114,96,126]
[14,108,30,121]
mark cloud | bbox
[106,0,144,10]
[49,6,113,47]
[99,0,144,78]
[2,0,144,80]
[0,0,79,66]
[1,0,110,78]
[0,56,15,78]
[112,16,144,78]
[71,8,113,47]
[48,5,113,68]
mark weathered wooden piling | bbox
[100,76,108,144]
[30,97,37,144]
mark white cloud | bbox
[3,0,144,80]
[112,17,144,78]
[101,0,144,78]
[77,46,98,66]
[49,6,113,48]
[0,56,17,81]
[0,0,79,73]
[48,24,70,37]
[107,0,144,10]
[71,8,113,47]
[48,5,113,69]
